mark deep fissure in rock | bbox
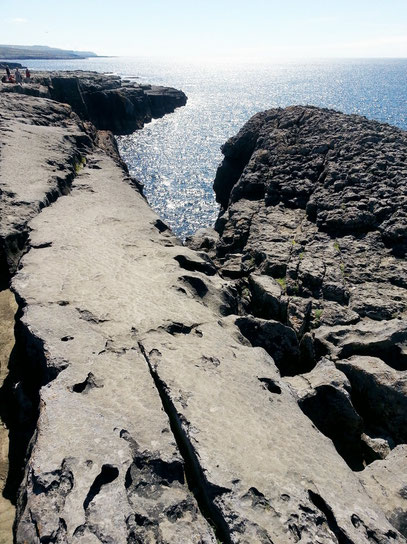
[308,490,353,544]
[298,386,366,471]
[0,298,64,506]
[138,341,232,544]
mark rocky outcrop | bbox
[0,72,186,286]
[0,70,187,134]
[189,105,407,538]
[0,93,92,285]
[1,91,407,542]
[9,139,404,544]
[0,78,407,544]
[0,63,24,70]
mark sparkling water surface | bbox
[21,57,407,238]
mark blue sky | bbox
[2,0,407,58]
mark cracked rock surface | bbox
[1,87,407,542]
[0,92,91,281]
[8,111,405,542]
[12,152,217,543]
[189,105,407,540]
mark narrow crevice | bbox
[298,387,365,471]
[138,342,232,544]
[174,254,217,276]
[0,296,67,507]
[308,490,353,544]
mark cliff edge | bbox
[0,70,187,135]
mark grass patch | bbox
[276,277,287,291]
[313,308,324,327]
[74,155,86,174]
[314,309,323,320]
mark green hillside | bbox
[0,44,98,60]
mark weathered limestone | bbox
[12,152,217,543]
[361,446,407,537]
[1,91,407,542]
[0,70,187,134]
[0,71,187,284]
[190,105,407,538]
[10,151,405,541]
[0,93,91,282]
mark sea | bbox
[16,57,407,238]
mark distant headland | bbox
[0,44,100,60]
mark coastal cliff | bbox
[0,70,187,135]
[0,80,406,543]
[0,72,187,284]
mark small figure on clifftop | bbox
[5,65,10,79]
[25,67,31,81]
[15,68,22,84]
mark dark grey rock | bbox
[235,315,301,375]
[1,70,187,135]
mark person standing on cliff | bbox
[15,68,22,84]
[25,68,31,81]
[5,65,10,80]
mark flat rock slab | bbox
[12,151,404,542]
[13,153,216,543]
[0,93,91,278]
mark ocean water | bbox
[20,57,407,238]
